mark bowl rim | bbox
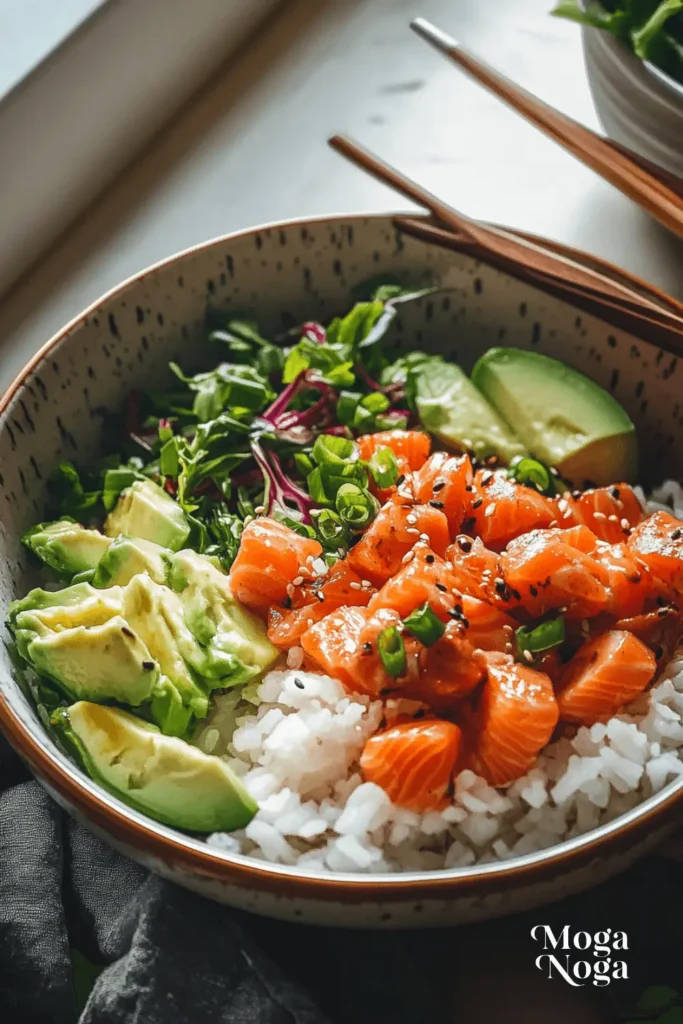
[1,210,682,900]
[581,12,683,105]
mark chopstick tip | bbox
[410,18,457,53]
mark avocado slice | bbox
[92,536,169,588]
[22,519,112,576]
[53,701,257,833]
[21,616,159,705]
[413,356,526,463]
[105,480,190,551]
[169,550,278,684]
[471,348,637,485]
[9,583,124,638]
[121,575,210,718]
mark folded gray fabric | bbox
[0,736,327,1024]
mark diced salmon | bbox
[613,606,683,663]
[360,719,462,811]
[267,559,373,650]
[300,605,417,698]
[594,542,651,619]
[557,630,657,725]
[575,484,644,544]
[470,652,559,787]
[460,595,517,653]
[447,535,502,604]
[357,429,430,471]
[368,542,462,620]
[413,451,474,535]
[348,499,450,586]
[628,510,683,589]
[500,529,610,620]
[229,518,322,616]
[469,470,557,549]
[410,622,486,710]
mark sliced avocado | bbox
[413,356,526,463]
[9,583,124,638]
[122,575,209,718]
[104,480,190,551]
[54,701,257,833]
[92,536,169,588]
[149,677,194,738]
[22,616,159,705]
[471,348,637,485]
[22,519,112,576]
[169,550,278,684]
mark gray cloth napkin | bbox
[0,735,328,1024]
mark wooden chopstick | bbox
[327,134,683,337]
[393,215,683,353]
[410,17,683,240]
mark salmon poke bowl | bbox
[1,214,683,926]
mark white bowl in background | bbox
[582,22,683,177]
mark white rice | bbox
[204,482,683,873]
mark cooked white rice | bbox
[201,481,683,873]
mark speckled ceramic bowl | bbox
[1,214,683,928]
[582,22,683,177]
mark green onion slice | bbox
[294,452,314,478]
[508,455,553,495]
[312,433,356,466]
[377,626,407,677]
[515,615,565,660]
[313,508,346,544]
[368,446,400,489]
[402,602,446,646]
[358,391,390,416]
[335,483,378,528]
[337,391,362,425]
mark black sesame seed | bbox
[611,487,621,500]
[435,583,447,593]
[655,645,664,660]
[362,641,373,654]
[572,490,582,500]
[481,471,494,486]
[121,627,135,639]
[465,485,474,493]
[396,474,406,487]
[429,499,445,509]
[433,480,446,492]
[529,585,538,597]
[425,554,435,564]
[510,588,522,601]
[282,595,292,609]
[457,536,472,553]
[472,497,483,509]
[294,677,305,689]
[672,528,682,541]
[658,607,670,617]
[142,661,155,670]
[316,592,326,602]
[494,580,507,595]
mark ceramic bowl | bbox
[1,213,682,929]
[582,22,683,177]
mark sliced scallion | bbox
[337,391,362,425]
[335,483,378,528]
[377,626,407,677]
[402,602,445,646]
[358,392,390,416]
[314,508,347,544]
[508,456,553,495]
[368,446,400,489]
[515,615,565,660]
[312,433,356,465]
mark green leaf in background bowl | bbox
[637,987,681,1013]
[71,948,104,1017]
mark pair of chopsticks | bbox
[327,18,683,353]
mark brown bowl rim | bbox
[1,210,682,902]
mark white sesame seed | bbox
[522,650,533,663]
[548,520,558,528]
[593,511,607,521]
[254,505,265,515]
[361,580,373,589]
[406,528,420,536]
[608,514,619,523]
[419,533,430,542]
[292,576,304,586]
[621,518,631,530]
[349,581,362,590]
[484,504,496,517]
[406,514,418,525]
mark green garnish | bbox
[368,446,400,489]
[377,626,407,677]
[508,455,555,495]
[403,602,445,646]
[337,391,362,425]
[515,616,566,660]
[335,483,379,529]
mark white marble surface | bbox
[1,0,682,391]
